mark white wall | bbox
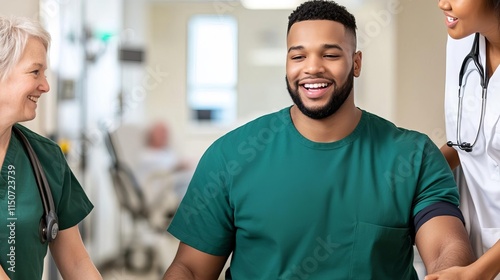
[395,0,448,145]
[353,1,397,121]
[0,0,39,16]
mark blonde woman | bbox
[0,16,101,279]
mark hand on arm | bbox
[49,225,102,279]
[416,215,475,274]
[425,240,500,280]
[163,242,229,280]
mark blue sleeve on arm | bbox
[413,201,465,236]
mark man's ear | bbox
[353,51,362,77]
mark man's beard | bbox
[286,67,354,120]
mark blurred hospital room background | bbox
[2,0,447,279]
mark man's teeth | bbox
[304,83,328,89]
[447,16,457,23]
[28,96,38,103]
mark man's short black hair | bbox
[287,0,357,38]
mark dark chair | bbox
[101,126,176,275]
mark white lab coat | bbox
[445,33,500,277]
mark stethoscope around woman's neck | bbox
[12,125,59,243]
[447,33,490,152]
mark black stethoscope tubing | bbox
[12,125,59,243]
[447,33,489,152]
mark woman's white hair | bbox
[0,16,51,82]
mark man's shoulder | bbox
[362,110,431,145]
[219,107,291,141]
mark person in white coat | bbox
[427,0,500,279]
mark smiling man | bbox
[163,1,475,279]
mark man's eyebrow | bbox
[288,45,304,53]
[323,44,343,51]
[288,44,343,53]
